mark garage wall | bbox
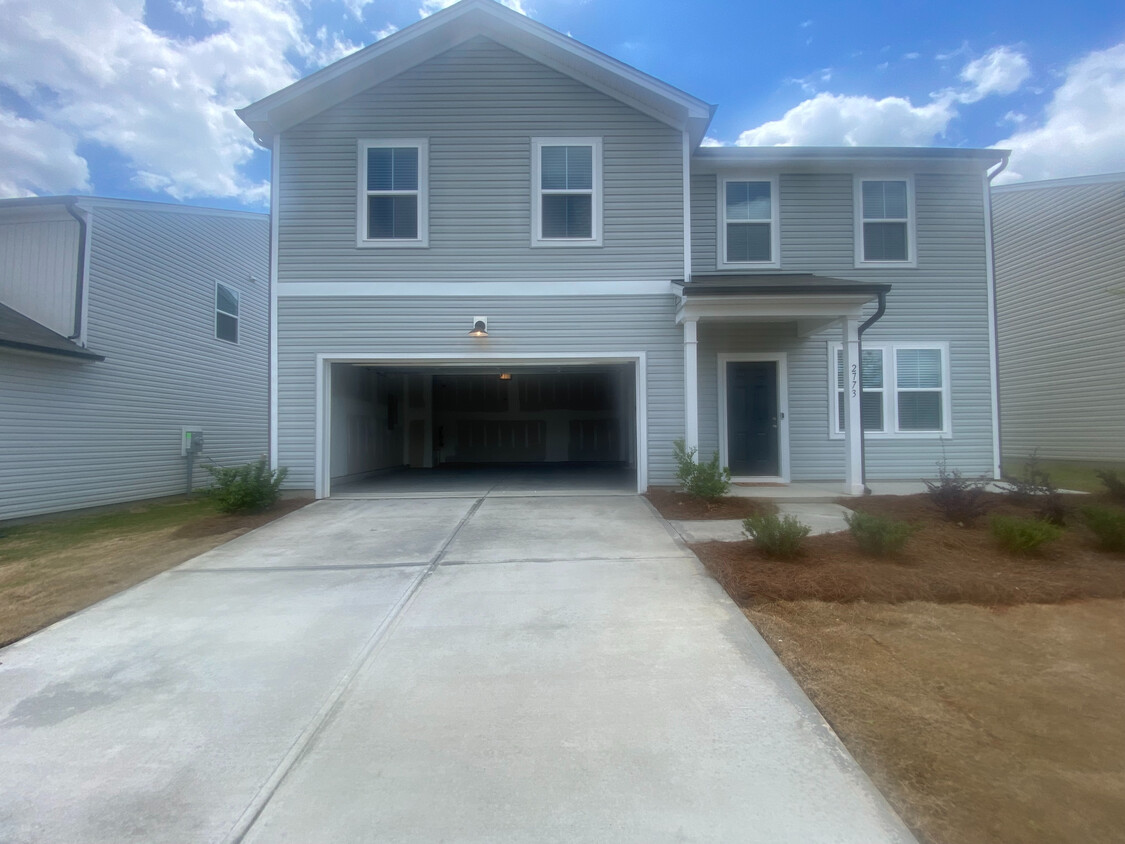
[329,366,405,481]
[276,294,683,489]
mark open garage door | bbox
[323,361,640,495]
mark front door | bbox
[726,361,780,477]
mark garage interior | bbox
[328,363,638,494]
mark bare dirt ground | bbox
[749,600,1125,844]
[686,491,1125,844]
[0,496,309,647]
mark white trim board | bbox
[277,280,676,297]
[717,353,791,484]
[313,351,649,498]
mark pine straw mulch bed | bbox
[644,487,776,520]
[691,492,1125,607]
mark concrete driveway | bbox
[0,492,915,844]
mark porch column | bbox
[683,318,699,452]
[842,316,864,495]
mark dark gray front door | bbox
[726,361,780,477]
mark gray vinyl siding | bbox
[275,295,683,489]
[0,210,81,337]
[692,170,996,479]
[0,205,269,520]
[993,179,1125,463]
[278,37,684,284]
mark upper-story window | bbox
[532,138,602,246]
[855,176,915,266]
[215,282,239,344]
[358,140,429,248]
[719,177,779,268]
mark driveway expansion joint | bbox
[222,494,488,844]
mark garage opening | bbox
[327,362,638,495]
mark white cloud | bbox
[0,0,327,204]
[736,92,956,147]
[958,46,1030,103]
[375,23,400,40]
[343,0,374,20]
[0,111,90,197]
[903,52,920,60]
[734,45,1030,147]
[700,136,724,147]
[994,43,1125,182]
[420,0,525,17]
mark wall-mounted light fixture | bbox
[469,316,488,337]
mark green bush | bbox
[1003,452,1067,525]
[1083,506,1125,552]
[1096,470,1125,502]
[845,510,914,557]
[206,458,289,514]
[989,514,1063,555]
[743,513,811,560]
[924,459,990,525]
[672,439,731,501]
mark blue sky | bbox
[1,0,1123,211]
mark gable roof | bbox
[237,0,714,147]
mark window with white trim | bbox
[834,347,886,433]
[358,140,428,246]
[830,343,950,436]
[720,177,779,266]
[215,282,239,344]
[856,177,913,264]
[532,138,601,245]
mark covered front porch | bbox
[677,274,891,496]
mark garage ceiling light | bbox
[469,317,488,337]
[499,372,511,380]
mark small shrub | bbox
[206,458,289,514]
[989,514,1063,555]
[672,439,732,501]
[1003,452,1067,525]
[925,459,990,525]
[1096,469,1125,502]
[743,513,811,560]
[845,510,914,557]
[1083,506,1125,552]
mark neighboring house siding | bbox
[0,209,80,336]
[993,178,1125,463]
[278,37,685,285]
[275,295,683,488]
[692,169,996,479]
[0,205,269,520]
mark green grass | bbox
[0,497,219,564]
[1001,458,1125,495]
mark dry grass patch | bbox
[749,600,1125,844]
[644,487,775,520]
[0,496,309,647]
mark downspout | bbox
[856,291,887,493]
[63,200,88,342]
[984,151,1011,479]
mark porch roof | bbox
[673,273,889,325]
[0,302,104,361]
[675,273,891,297]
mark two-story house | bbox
[237,0,1005,498]
[0,197,269,520]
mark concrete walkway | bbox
[670,501,854,543]
[0,493,915,844]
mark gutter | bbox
[62,200,88,342]
[984,151,1011,479]
[856,290,888,493]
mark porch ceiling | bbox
[674,273,890,325]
